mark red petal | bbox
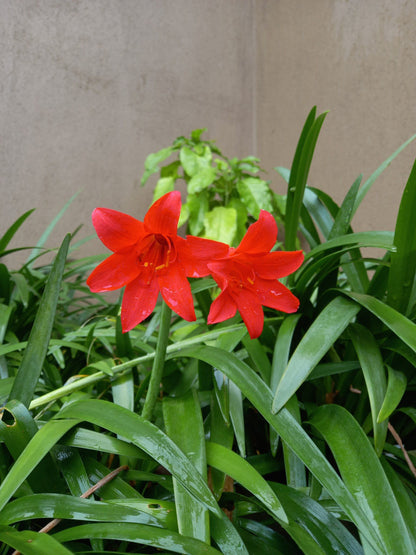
[121,275,159,331]
[144,191,181,236]
[235,211,277,255]
[158,261,196,321]
[207,289,237,324]
[232,286,264,339]
[255,278,300,313]
[86,250,139,292]
[92,208,144,252]
[181,236,230,277]
[250,250,304,279]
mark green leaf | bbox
[381,459,416,549]
[0,209,35,254]
[0,418,80,511]
[285,109,328,251]
[271,484,364,555]
[349,323,388,455]
[377,366,407,423]
[153,176,175,201]
[180,146,210,177]
[387,158,416,314]
[272,297,360,413]
[141,146,173,186]
[57,399,222,517]
[186,192,209,236]
[236,177,273,219]
[177,345,383,551]
[8,234,71,407]
[188,167,217,194]
[343,291,416,353]
[0,400,61,493]
[163,390,210,543]
[0,494,161,527]
[328,175,362,239]
[26,193,77,266]
[53,522,222,554]
[0,525,73,555]
[304,231,394,261]
[204,206,237,244]
[206,441,288,523]
[310,404,413,555]
[353,132,416,217]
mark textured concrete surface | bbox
[1,0,416,265]
[1,0,256,262]
[256,0,416,233]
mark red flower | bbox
[198,211,303,339]
[87,191,197,332]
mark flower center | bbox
[137,233,176,283]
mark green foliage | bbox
[142,128,276,246]
[2,111,416,554]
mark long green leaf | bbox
[206,441,288,523]
[163,390,210,543]
[26,192,78,265]
[285,109,328,252]
[178,345,384,552]
[271,484,363,555]
[353,133,416,217]
[57,399,222,517]
[0,525,73,555]
[387,158,416,314]
[8,234,71,407]
[377,366,407,423]
[53,522,221,554]
[0,418,80,511]
[0,494,161,527]
[304,230,394,261]
[343,291,416,353]
[0,209,35,254]
[272,297,360,413]
[349,323,387,455]
[310,404,413,554]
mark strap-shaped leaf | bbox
[53,522,222,554]
[387,158,416,314]
[8,234,71,407]
[177,344,384,552]
[272,296,360,413]
[206,441,288,523]
[310,404,413,554]
[0,525,73,555]
[349,323,387,455]
[163,390,210,543]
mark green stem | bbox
[141,301,172,421]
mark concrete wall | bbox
[2,0,416,264]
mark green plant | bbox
[1,109,416,554]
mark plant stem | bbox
[141,301,172,421]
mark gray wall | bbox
[2,0,416,264]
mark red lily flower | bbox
[201,211,303,339]
[87,191,197,332]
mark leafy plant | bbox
[1,109,416,554]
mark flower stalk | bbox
[141,301,172,421]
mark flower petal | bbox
[232,286,265,339]
[92,208,144,252]
[158,261,196,321]
[86,250,139,292]
[235,210,277,254]
[121,275,159,332]
[144,191,181,236]
[255,277,300,313]
[248,250,304,279]
[181,236,230,277]
[207,289,237,324]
